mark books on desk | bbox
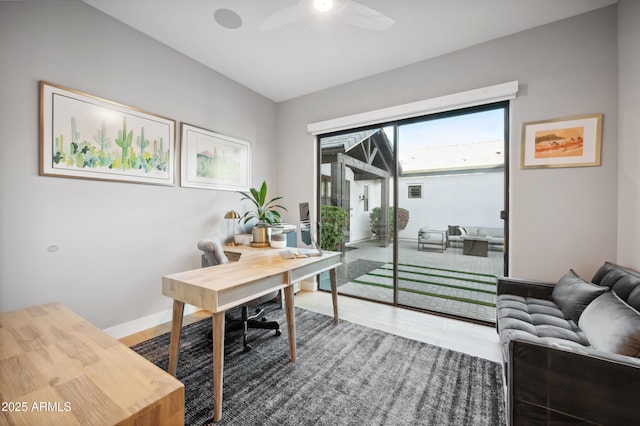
[272,223,296,232]
[298,248,321,257]
[278,222,323,260]
[279,248,321,259]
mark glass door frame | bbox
[315,101,510,322]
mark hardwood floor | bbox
[120,290,502,363]
[295,290,502,362]
[118,309,212,347]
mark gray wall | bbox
[617,0,640,270]
[1,1,636,330]
[0,1,278,328]
[276,6,620,281]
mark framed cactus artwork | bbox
[180,123,251,191]
[40,81,176,185]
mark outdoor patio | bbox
[320,239,505,323]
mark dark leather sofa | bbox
[496,262,640,425]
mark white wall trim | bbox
[307,80,519,135]
[103,304,200,339]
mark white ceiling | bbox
[83,0,617,103]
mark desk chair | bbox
[198,238,281,353]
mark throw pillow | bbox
[459,227,468,235]
[579,292,640,357]
[552,270,608,322]
[448,225,461,236]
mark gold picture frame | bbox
[40,81,176,185]
[521,113,603,169]
[180,123,251,191]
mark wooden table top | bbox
[0,303,184,426]
[162,246,341,313]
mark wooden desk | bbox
[162,246,341,423]
[0,303,184,425]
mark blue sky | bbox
[396,108,504,149]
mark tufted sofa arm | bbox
[508,334,640,425]
[497,277,555,300]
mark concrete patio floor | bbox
[322,239,505,323]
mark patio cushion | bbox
[448,225,461,236]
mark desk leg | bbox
[212,311,225,423]
[284,284,296,362]
[168,300,184,376]
[330,267,339,324]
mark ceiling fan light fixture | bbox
[313,0,334,13]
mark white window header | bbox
[308,81,518,135]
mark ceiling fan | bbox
[258,0,394,32]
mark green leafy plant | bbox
[320,205,348,251]
[238,181,287,226]
[370,206,410,238]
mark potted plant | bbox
[320,205,348,251]
[370,206,410,243]
[239,181,287,247]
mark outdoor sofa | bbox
[496,261,640,425]
[447,225,503,249]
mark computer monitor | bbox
[299,202,311,245]
[298,202,323,255]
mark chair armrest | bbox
[508,336,640,425]
[497,277,555,300]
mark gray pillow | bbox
[579,292,640,357]
[552,270,608,322]
[448,225,461,236]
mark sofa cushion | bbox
[497,294,589,362]
[591,262,640,310]
[579,292,640,357]
[552,270,608,322]
[628,287,640,312]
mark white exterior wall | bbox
[398,172,503,239]
[342,172,503,242]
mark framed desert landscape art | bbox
[180,123,251,191]
[40,81,176,185]
[521,113,603,169]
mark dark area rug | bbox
[132,304,505,426]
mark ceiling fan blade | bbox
[338,0,394,31]
[258,1,308,32]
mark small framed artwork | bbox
[40,81,176,185]
[521,113,603,169]
[180,123,251,191]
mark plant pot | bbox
[270,233,287,248]
[251,224,271,247]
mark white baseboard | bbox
[103,304,201,339]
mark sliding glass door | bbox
[318,103,508,323]
[318,129,396,305]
